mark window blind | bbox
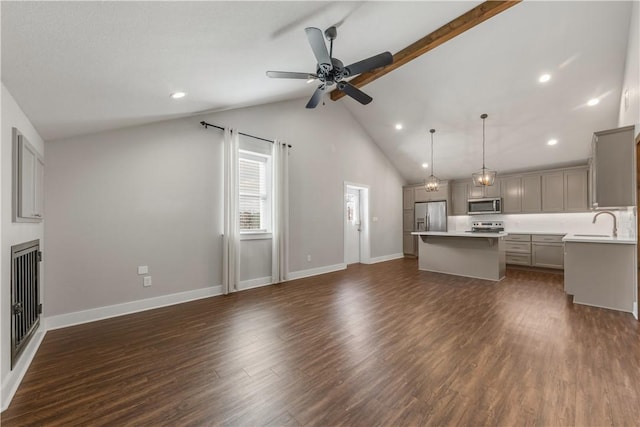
[239,157,266,230]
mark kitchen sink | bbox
[573,234,611,237]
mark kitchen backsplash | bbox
[448,208,636,238]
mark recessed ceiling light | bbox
[538,74,551,83]
[587,98,599,106]
[547,139,558,146]
[395,123,403,130]
[422,163,428,168]
[170,92,186,99]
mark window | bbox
[239,150,271,232]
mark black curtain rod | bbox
[200,121,291,148]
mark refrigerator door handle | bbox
[426,213,429,231]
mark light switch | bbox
[138,265,148,275]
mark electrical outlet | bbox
[138,265,148,275]
[372,216,378,222]
[143,276,152,287]
[307,255,311,262]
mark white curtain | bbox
[271,140,290,283]
[222,128,240,295]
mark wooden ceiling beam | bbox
[329,0,521,101]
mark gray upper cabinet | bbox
[414,186,428,202]
[451,182,468,215]
[482,179,501,198]
[564,169,588,211]
[13,128,44,222]
[522,175,541,213]
[427,182,449,202]
[403,187,415,210]
[468,183,484,199]
[592,125,635,208]
[502,176,522,213]
[542,172,564,212]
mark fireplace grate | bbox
[11,239,42,369]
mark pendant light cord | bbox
[430,131,435,177]
[480,113,488,174]
[482,116,486,170]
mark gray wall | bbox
[203,99,405,270]
[618,0,639,128]
[44,98,405,316]
[1,84,46,400]
[44,117,223,316]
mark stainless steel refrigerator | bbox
[414,201,447,232]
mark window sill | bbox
[240,232,273,241]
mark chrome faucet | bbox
[592,211,617,237]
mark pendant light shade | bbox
[472,113,497,186]
[424,129,440,192]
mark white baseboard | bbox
[1,327,46,412]
[46,285,223,331]
[287,263,346,280]
[633,302,638,320]
[238,276,272,291]
[363,253,404,264]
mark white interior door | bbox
[345,187,361,264]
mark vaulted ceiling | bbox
[1,1,633,183]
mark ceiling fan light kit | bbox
[472,113,497,187]
[266,26,393,109]
[424,128,440,192]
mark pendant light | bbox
[424,129,440,192]
[472,113,497,186]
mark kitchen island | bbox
[411,231,507,281]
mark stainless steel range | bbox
[471,221,504,233]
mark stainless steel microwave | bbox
[467,198,502,215]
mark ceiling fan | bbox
[266,26,393,109]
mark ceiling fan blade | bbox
[344,51,393,77]
[306,85,325,109]
[266,71,318,80]
[305,27,332,71]
[337,82,372,105]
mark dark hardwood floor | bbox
[3,258,640,426]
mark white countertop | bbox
[412,231,508,238]
[503,231,567,236]
[562,234,636,245]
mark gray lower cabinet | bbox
[403,209,415,256]
[564,241,634,312]
[505,234,531,265]
[403,232,416,256]
[533,234,565,270]
[506,234,565,269]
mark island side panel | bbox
[418,235,506,281]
